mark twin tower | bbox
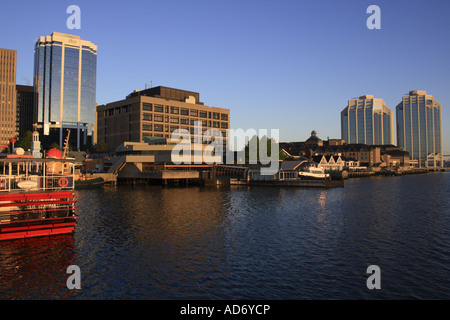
[341,90,443,167]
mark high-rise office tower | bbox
[341,95,394,145]
[16,85,34,139]
[396,90,443,167]
[0,48,17,150]
[34,32,97,150]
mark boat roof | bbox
[0,157,75,163]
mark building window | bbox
[142,124,152,131]
[213,112,219,119]
[181,108,189,115]
[154,114,163,122]
[170,125,179,132]
[170,116,179,124]
[180,117,188,125]
[154,124,163,132]
[143,133,152,139]
[221,122,228,129]
[143,113,152,121]
[199,111,207,118]
[143,103,152,111]
[190,109,198,117]
[170,106,179,114]
[221,113,228,121]
[154,104,164,112]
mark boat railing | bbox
[0,173,75,193]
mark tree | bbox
[244,135,283,163]
[49,142,60,150]
[96,140,108,153]
[16,131,33,151]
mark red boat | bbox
[0,156,77,241]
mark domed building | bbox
[279,130,324,159]
[304,130,323,147]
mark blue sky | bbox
[1,0,449,154]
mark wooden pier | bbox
[229,178,344,188]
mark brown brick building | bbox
[96,86,230,152]
[0,48,17,149]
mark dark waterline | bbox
[1,173,449,299]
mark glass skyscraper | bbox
[396,90,443,168]
[341,95,394,145]
[34,32,97,150]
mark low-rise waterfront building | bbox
[310,154,364,172]
[280,130,412,170]
[280,130,325,159]
[313,144,382,169]
[107,137,224,184]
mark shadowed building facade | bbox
[16,85,35,139]
[396,90,443,168]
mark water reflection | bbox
[0,235,77,299]
[1,173,449,299]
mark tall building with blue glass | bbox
[34,32,97,150]
[396,90,443,168]
[341,95,394,146]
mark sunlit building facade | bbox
[34,32,97,150]
[396,90,443,168]
[0,48,17,149]
[341,95,394,145]
[96,86,230,152]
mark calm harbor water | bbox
[1,172,450,300]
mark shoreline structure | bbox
[82,164,445,190]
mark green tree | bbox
[49,142,60,150]
[96,140,108,153]
[16,131,33,151]
[244,135,283,163]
